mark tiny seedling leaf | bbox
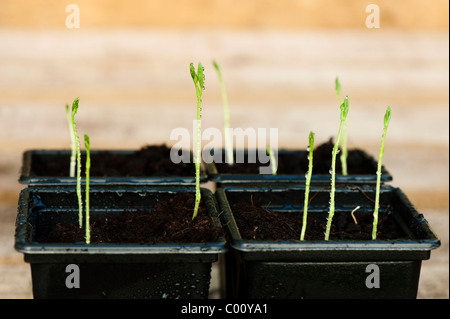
[72,97,79,117]
[198,62,204,89]
[335,77,341,103]
[190,63,198,83]
[340,96,349,121]
[212,60,219,71]
[384,105,392,128]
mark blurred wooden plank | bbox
[1,0,448,29]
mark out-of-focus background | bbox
[0,0,448,299]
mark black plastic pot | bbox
[15,186,227,299]
[205,149,392,186]
[19,149,207,186]
[215,185,440,299]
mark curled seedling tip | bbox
[190,63,197,82]
[340,96,349,121]
[335,77,341,102]
[72,97,79,116]
[384,106,391,127]
[212,60,219,70]
[197,62,204,89]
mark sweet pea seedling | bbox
[372,106,391,240]
[266,146,277,175]
[69,97,83,228]
[325,97,349,241]
[213,60,234,165]
[66,104,76,177]
[335,77,348,176]
[190,62,204,220]
[300,131,314,241]
[84,134,91,244]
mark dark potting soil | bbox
[230,200,408,241]
[30,144,194,177]
[40,192,223,244]
[214,139,374,175]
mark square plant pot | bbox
[215,185,440,299]
[15,186,227,299]
[204,146,392,186]
[19,145,207,186]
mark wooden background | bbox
[0,0,448,298]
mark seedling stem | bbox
[336,77,348,176]
[70,97,83,228]
[266,146,277,175]
[325,96,349,240]
[213,60,233,165]
[84,134,91,244]
[372,106,391,240]
[300,131,314,241]
[66,104,76,177]
[190,62,204,220]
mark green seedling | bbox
[335,77,342,104]
[69,97,83,228]
[372,106,391,240]
[266,146,277,175]
[190,62,204,220]
[335,77,348,176]
[66,104,76,177]
[300,131,314,241]
[324,96,349,241]
[213,60,233,165]
[84,134,91,244]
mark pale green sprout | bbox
[335,77,342,104]
[190,62,204,220]
[70,97,83,228]
[372,106,391,240]
[300,131,314,241]
[66,104,76,177]
[324,96,349,241]
[335,77,348,176]
[266,146,277,175]
[84,134,91,244]
[213,60,233,165]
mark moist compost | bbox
[230,201,408,241]
[40,192,223,244]
[214,139,375,175]
[30,144,194,177]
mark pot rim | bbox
[15,186,228,255]
[215,185,440,254]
